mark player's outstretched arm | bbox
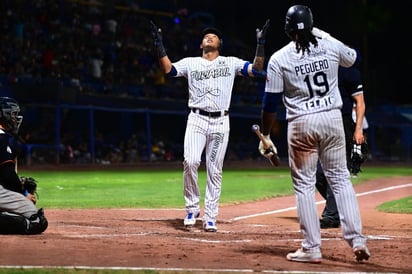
[252,19,270,72]
[150,20,172,74]
[150,20,166,58]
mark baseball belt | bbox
[191,108,228,118]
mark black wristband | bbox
[156,44,167,58]
[255,44,265,57]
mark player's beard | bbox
[203,45,218,54]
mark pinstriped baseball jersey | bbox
[264,34,367,253]
[265,37,357,120]
[172,56,249,111]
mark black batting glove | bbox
[256,19,270,45]
[150,20,167,58]
[150,20,162,47]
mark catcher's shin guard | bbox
[0,208,48,234]
[0,211,30,234]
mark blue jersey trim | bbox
[240,62,250,76]
[166,65,177,77]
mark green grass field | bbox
[18,166,412,213]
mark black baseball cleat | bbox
[320,219,340,229]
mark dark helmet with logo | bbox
[284,5,313,38]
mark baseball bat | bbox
[251,124,280,166]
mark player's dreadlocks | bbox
[294,29,318,55]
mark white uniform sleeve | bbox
[312,27,357,68]
[338,42,357,68]
[264,53,284,94]
[172,58,191,78]
[311,27,330,39]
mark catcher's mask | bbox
[0,97,23,135]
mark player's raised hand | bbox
[150,20,167,58]
[150,20,163,47]
[256,19,270,45]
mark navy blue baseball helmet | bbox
[201,27,222,40]
[201,27,223,50]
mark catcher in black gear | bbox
[0,97,48,234]
[315,65,368,229]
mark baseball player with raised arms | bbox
[150,19,269,232]
[258,5,370,262]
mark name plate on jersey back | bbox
[305,95,333,111]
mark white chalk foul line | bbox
[231,183,412,221]
[0,265,400,274]
[179,236,252,243]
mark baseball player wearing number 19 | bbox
[259,5,370,263]
[150,19,270,232]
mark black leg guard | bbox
[0,211,30,234]
[27,208,48,234]
[0,208,48,235]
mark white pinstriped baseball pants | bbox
[183,112,230,223]
[287,108,367,252]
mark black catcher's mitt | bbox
[349,141,368,175]
[21,176,38,198]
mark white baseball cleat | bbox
[183,212,200,226]
[286,248,322,263]
[203,221,217,232]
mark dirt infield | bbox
[1,176,411,273]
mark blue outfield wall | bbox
[16,102,412,166]
[367,104,412,162]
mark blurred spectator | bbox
[0,0,261,104]
[88,49,104,83]
[0,1,265,166]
